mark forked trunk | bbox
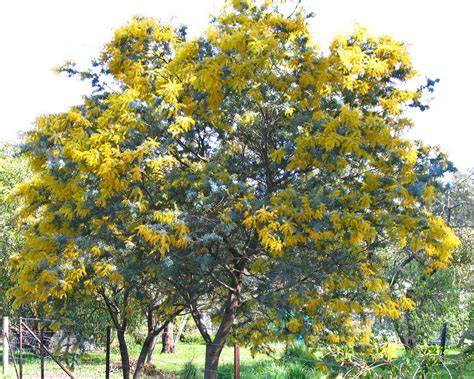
[202,253,244,379]
[203,290,240,378]
[204,343,225,379]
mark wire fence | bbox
[2,317,104,379]
[1,318,244,378]
[1,317,471,378]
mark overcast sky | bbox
[0,0,472,170]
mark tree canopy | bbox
[8,1,461,377]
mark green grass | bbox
[0,343,267,378]
[1,350,113,378]
[148,343,267,372]
[1,343,472,378]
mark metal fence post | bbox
[234,344,240,379]
[19,317,23,379]
[441,322,447,356]
[40,327,45,379]
[106,326,112,379]
[3,316,9,376]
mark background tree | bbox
[390,171,473,350]
[0,143,30,315]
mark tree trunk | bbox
[394,315,417,352]
[201,250,244,379]
[133,333,156,379]
[174,314,189,346]
[117,329,131,379]
[203,287,241,378]
[101,290,131,379]
[399,335,417,351]
[161,321,175,353]
[135,314,181,377]
[204,343,225,379]
[145,335,158,363]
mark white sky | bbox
[0,0,472,170]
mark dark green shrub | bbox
[181,361,199,379]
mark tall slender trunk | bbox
[117,329,131,379]
[161,321,175,353]
[133,333,156,379]
[145,309,158,364]
[174,314,189,347]
[134,312,180,378]
[145,335,158,363]
[101,290,130,379]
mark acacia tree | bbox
[9,1,460,378]
[8,111,185,378]
[9,165,183,379]
[0,144,124,365]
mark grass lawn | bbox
[1,343,472,378]
[1,343,267,378]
